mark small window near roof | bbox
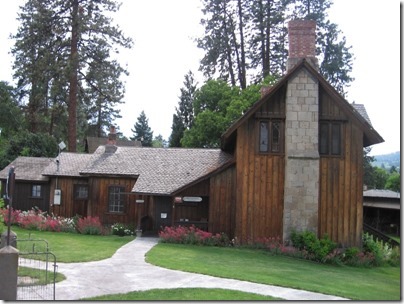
[259,122,269,152]
[259,120,283,153]
[32,185,41,198]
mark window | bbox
[319,122,342,156]
[259,120,283,153]
[74,185,88,200]
[108,186,125,213]
[32,185,41,198]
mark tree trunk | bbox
[222,1,236,87]
[264,0,271,77]
[237,0,246,89]
[68,0,79,152]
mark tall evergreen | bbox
[169,71,197,147]
[197,0,247,89]
[197,0,354,94]
[11,0,133,151]
[130,111,153,147]
[292,0,354,96]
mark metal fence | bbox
[17,238,57,301]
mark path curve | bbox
[48,237,347,300]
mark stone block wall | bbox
[283,67,320,243]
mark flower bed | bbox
[0,207,130,236]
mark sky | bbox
[0,0,400,156]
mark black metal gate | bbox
[17,238,57,300]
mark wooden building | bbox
[0,20,384,247]
[0,157,53,212]
[363,189,400,236]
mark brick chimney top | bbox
[287,19,318,71]
[107,125,117,146]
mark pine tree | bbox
[197,0,247,88]
[248,0,290,80]
[292,0,354,96]
[130,111,153,147]
[169,71,197,147]
[197,0,354,93]
[11,0,133,151]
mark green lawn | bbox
[146,243,400,301]
[87,288,279,301]
[18,266,66,285]
[11,226,134,262]
[9,227,400,300]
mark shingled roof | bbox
[0,157,53,182]
[80,146,234,195]
[42,153,93,177]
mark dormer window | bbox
[259,120,283,154]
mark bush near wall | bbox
[0,207,110,235]
[158,226,400,268]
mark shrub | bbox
[76,216,103,235]
[290,230,336,262]
[159,225,231,246]
[388,246,401,267]
[362,233,383,266]
[111,223,133,236]
[362,233,401,267]
[18,208,45,230]
[0,207,21,225]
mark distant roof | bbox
[85,137,141,153]
[351,103,372,126]
[363,189,400,199]
[80,146,234,195]
[0,157,53,182]
[43,153,93,177]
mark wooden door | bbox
[154,196,172,230]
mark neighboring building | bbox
[0,20,383,247]
[85,126,142,153]
[0,157,53,212]
[363,189,400,236]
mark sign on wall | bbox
[54,189,61,205]
[183,196,203,203]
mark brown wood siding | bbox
[319,121,364,247]
[318,86,364,247]
[50,176,139,226]
[209,165,236,237]
[49,177,87,217]
[235,112,285,243]
[176,179,210,197]
[319,87,348,121]
[1,181,50,212]
[87,177,137,226]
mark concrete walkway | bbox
[48,237,346,300]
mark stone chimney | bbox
[283,19,320,243]
[287,19,318,71]
[105,125,117,153]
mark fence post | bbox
[0,245,19,300]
